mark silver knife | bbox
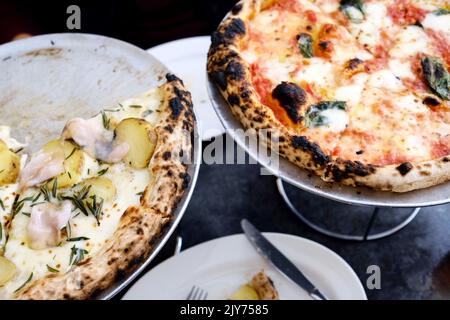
[241,219,327,300]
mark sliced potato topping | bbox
[42,140,84,189]
[0,140,20,186]
[0,256,16,286]
[229,284,260,300]
[79,176,116,202]
[114,118,157,169]
[229,272,279,300]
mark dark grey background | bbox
[119,138,450,300]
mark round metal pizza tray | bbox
[207,76,450,208]
[0,33,201,299]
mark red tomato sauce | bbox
[305,10,317,23]
[388,0,428,26]
[432,136,450,159]
[272,0,303,13]
[250,63,273,105]
[377,152,410,166]
[426,29,450,67]
[365,32,393,72]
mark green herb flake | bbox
[142,109,153,117]
[67,236,90,242]
[39,184,51,202]
[97,167,109,176]
[297,33,313,58]
[65,147,78,160]
[14,272,33,293]
[305,101,347,128]
[69,245,89,266]
[0,198,4,211]
[101,111,111,130]
[434,8,450,16]
[421,56,450,101]
[11,195,34,217]
[340,0,365,23]
[85,195,104,226]
[51,179,58,198]
[31,192,41,203]
[46,265,59,273]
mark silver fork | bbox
[186,286,208,300]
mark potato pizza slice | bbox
[0,74,194,299]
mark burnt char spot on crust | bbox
[291,136,329,166]
[166,73,183,84]
[232,3,243,14]
[227,93,240,106]
[211,18,246,49]
[179,172,191,189]
[223,18,246,40]
[443,157,450,162]
[241,89,251,99]
[130,257,143,267]
[162,151,171,160]
[272,82,306,123]
[328,160,376,182]
[174,87,193,108]
[225,60,245,80]
[169,98,183,119]
[214,51,239,67]
[396,162,413,176]
[116,269,126,281]
[212,71,228,90]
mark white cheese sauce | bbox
[0,88,162,299]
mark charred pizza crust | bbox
[207,0,450,193]
[16,74,195,299]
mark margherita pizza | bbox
[208,0,450,192]
[0,74,194,299]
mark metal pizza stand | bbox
[207,77,449,241]
[0,33,201,299]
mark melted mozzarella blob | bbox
[422,12,450,34]
[317,108,349,132]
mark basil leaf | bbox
[297,33,313,58]
[305,101,346,128]
[340,0,365,23]
[434,8,450,16]
[421,56,450,101]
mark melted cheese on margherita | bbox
[242,0,450,165]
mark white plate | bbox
[147,36,224,141]
[122,233,367,300]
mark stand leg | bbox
[363,208,379,241]
[276,178,420,241]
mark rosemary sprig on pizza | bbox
[208,0,450,192]
[0,74,194,299]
